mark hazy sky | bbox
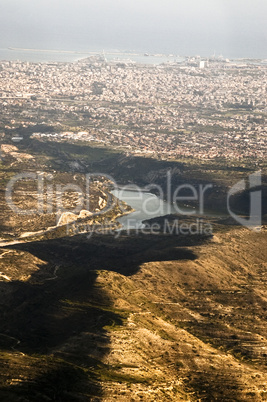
[0,0,266,57]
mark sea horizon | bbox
[0,46,266,64]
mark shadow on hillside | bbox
[185,370,244,401]
[0,232,207,400]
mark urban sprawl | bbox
[0,56,266,161]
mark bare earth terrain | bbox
[0,224,266,401]
[0,130,266,401]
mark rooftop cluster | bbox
[0,59,266,161]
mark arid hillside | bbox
[0,224,266,401]
[0,135,266,400]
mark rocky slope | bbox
[0,224,266,401]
